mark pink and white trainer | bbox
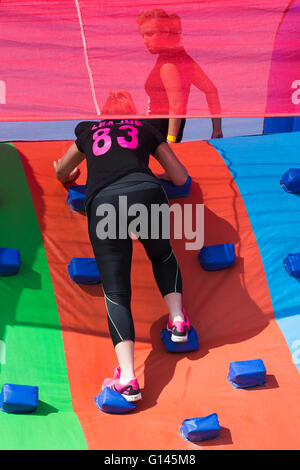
[102,366,141,402]
[167,308,190,342]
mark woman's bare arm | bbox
[54,142,85,183]
[153,142,188,186]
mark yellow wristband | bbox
[167,134,176,143]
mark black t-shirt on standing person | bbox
[74,119,166,208]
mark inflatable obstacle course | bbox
[1,133,300,449]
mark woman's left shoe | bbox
[102,366,142,402]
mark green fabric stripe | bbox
[0,144,87,450]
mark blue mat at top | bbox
[210,132,300,374]
[0,118,264,142]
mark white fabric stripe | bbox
[74,0,101,115]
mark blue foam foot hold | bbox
[0,248,21,276]
[160,176,191,199]
[198,243,235,271]
[95,387,136,414]
[280,168,300,193]
[160,326,198,353]
[283,253,300,277]
[67,185,86,212]
[180,413,221,442]
[227,359,266,389]
[0,384,39,414]
[68,258,101,284]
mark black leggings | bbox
[88,180,182,347]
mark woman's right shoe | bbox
[167,308,190,342]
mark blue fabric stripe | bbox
[210,131,300,373]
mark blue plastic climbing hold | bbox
[280,168,300,193]
[180,413,221,442]
[160,326,198,353]
[160,176,191,199]
[284,253,300,277]
[198,243,235,271]
[0,384,39,414]
[68,258,101,285]
[0,248,21,276]
[94,387,136,414]
[67,185,86,212]
[227,359,266,389]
